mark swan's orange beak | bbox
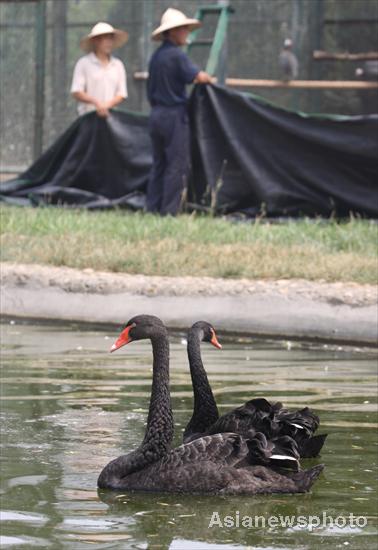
[110,325,133,353]
[210,329,222,349]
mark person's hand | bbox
[194,71,214,84]
[95,102,110,118]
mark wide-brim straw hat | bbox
[80,22,128,52]
[152,8,201,41]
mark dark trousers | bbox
[146,105,190,216]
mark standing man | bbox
[71,22,128,117]
[146,8,212,216]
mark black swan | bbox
[184,321,327,458]
[97,315,324,494]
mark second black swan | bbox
[184,321,327,458]
[97,315,324,494]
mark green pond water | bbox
[0,321,377,550]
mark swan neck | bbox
[186,330,219,431]
[143,332,173,449]
[97,327,173,489]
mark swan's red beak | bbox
[210,329,222,349]
[110,325,133,353]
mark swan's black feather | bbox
[184,322,328,457]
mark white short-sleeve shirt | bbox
[71,52,127,116]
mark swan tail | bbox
[291,463,325,492]
[299,433,328,458]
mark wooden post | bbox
[313,50,378,61]
[133,72,378,89]
[224,78,378,89]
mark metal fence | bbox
[1,0,377,171]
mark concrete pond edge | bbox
[1,263,377,346]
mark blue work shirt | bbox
[147,40,199,107]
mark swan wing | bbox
[162,432,300,471]
[162,433,249,469]
[205,398,282,439]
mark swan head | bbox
[110,314,166,352]
[189,321,222,349]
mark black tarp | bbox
[1,84,377,217]
[190,85,378,217]
[0,110,151,210]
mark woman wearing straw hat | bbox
[146,8,212,216]
[71,22,128,117]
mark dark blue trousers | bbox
[146,105,190,216]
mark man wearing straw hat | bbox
[71,22,128,117]
[146,8,212,216]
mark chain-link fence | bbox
[1,0,377,171]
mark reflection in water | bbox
[0,321,377,549]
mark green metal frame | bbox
[185,3,234,81]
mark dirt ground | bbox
[1,262,376,308]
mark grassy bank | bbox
[1,206,377,283]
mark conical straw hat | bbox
[80,22,128,52]
[151,8,201,41]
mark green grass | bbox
[1,205,377,283]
